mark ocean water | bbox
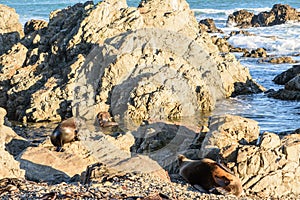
[1,0,299,133]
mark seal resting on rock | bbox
[97,112,118,127]
[50,118,78,152]
[178,154,243,197]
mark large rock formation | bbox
[0,108,27,179]
[227,4,300,28]
[0,0,263,123]
[199,114,300,198]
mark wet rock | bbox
[199,18,223,33]
[243,48,268,58]
[260,56,296,64]
[254,4,300,26]
[0,107,27,179]
[273,65,300,85]
[284,75,300,91]
[227,4,300,28]
[228,30,255,37]
[227,10,255,28]
[0,4,24,55]
[268,65,300,100]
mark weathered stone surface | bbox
[199,114,260,159]
[0,4,24,55]
[227,4,300,28]
[0,107,27,179]
[259,132,281,149]
[0,0,263,123]
[16,138,97,184]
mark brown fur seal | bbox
[97,112,118,127]
[50,118,78,152]
[178,155,243,197]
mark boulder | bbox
[16,138,98,184]
[0,4,24,55]
[0,107,27,179]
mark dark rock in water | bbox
[199,18,223,33]
[268,65,300,100]
[227,4,300,28]
[243,48,268,58]
[227,9,255,28]
[273,65,300,85]
[260,56,296,64]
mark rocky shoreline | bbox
[0,0,300,199]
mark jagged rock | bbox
[268,65,300,100]
[273,65,300,85]
[260,56,296,64]
[199,115,300,197]
[227,9,255,28]
[0,107,27,179]
[199,114,260,160]
[0,4,24,55]
[74,27,264,125]
[24,19,48,35]
[227,4,300,28]
[211,36,231,53]
[243,48,268,58]
[0,0,263,123]
[199,18,223,33]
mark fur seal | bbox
[97,112,118,127]
[50,118,78,152]
[178,155,243,197]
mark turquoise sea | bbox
[0,0,299,133]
